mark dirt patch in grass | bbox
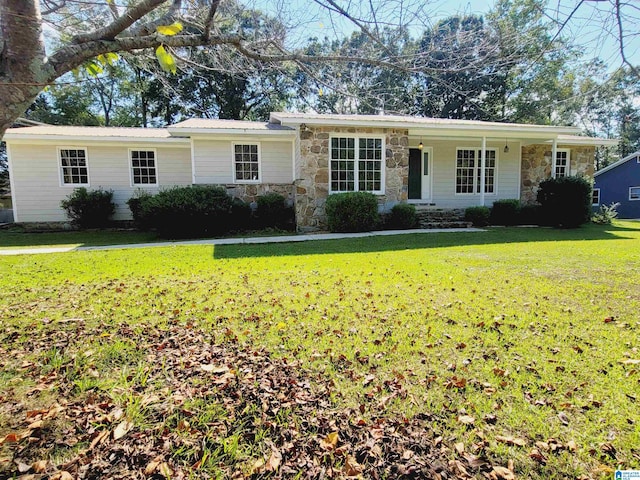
[0,320,522,479]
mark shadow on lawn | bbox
[213,223,640,259]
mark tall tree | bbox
[0,0,441,138]
[412,15,506,120]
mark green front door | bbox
[408,148,422,199]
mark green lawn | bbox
[0,228,158,249]
[1,222,639,478]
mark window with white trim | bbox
[554,149,570,177]
[131,150,157,185]
[592,188,600,206]
[456,148,496,194]
[234,144,260,182]
[330,136,383,193]
[60,148,89,185]
[630,186,640,201]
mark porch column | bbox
[480,136,486,206]
[551,138,557,178]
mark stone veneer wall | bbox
[221,183,295,207]
[520,145,595,204]
[296,126,409,231]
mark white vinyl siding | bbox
[8,143,191,222]
[427,140,519,208]
[192,139,292,184]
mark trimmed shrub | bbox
[60,187,115,228]
[464,206,491,227]
[490,199,521,226]
[519,204,541,225]
[325,192,380,232]
[537,176,592,228]
[387,203,417,229]
[256,192,294,230]
[126,189,153,229]
[135,185,234,238]
[230,197,252,231]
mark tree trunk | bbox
[0,0,50,137]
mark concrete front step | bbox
[412,207,471,229]
[420,221,473,229]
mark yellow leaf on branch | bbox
[156,22,183,36]
[155,45,177,74]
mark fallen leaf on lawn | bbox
[557,412,570,425]
[604,316,615,323]
[144,456,163,475]
[320,431,339,450]
[159,462,173,478]
[566,440,577,452]
[17,461,32,473]
[90,429,110,449]
[363,374,376,386]
[51,472,74,480]
[454,442,465,454]
[490,465,515,480]
[177,419,190,431]
[26,420,43,430]
[529,448,547,464]
[458,415,475,425]
[44,404,65,420]
[251,457,266,474]
[0,431,28,445]
[264,448,282,472]
[201,364,230,373]
[620,359,640,365]
[496,435,527,447]
[343,455,364,476]
[113,419,133,440]
[535,441,549,451]
[32,460,48,473]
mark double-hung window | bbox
[234,143,260,182]
[60,148,89,185]
[592,188,600,206]
[554,149,570,177]
[630,187,640,201]
[455,148,496,194]
[131,150,157,185]
[330,137,383,193]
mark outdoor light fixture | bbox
[503,139,509,153]
[418,138,424,150]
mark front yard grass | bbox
[1,221,639,478]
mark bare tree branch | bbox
[71,0,169,44]
[614,0,640,78]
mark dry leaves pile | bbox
[0,320,582,479]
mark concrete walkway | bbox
[0,227,484,256]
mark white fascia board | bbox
[548,137,618,147]
[167,128,296,137]
[274,116,580,136]
[4,136,191,146]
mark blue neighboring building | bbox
[593,151,640,219]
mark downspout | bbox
[551,139,557,178]
[480,136,486,206]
